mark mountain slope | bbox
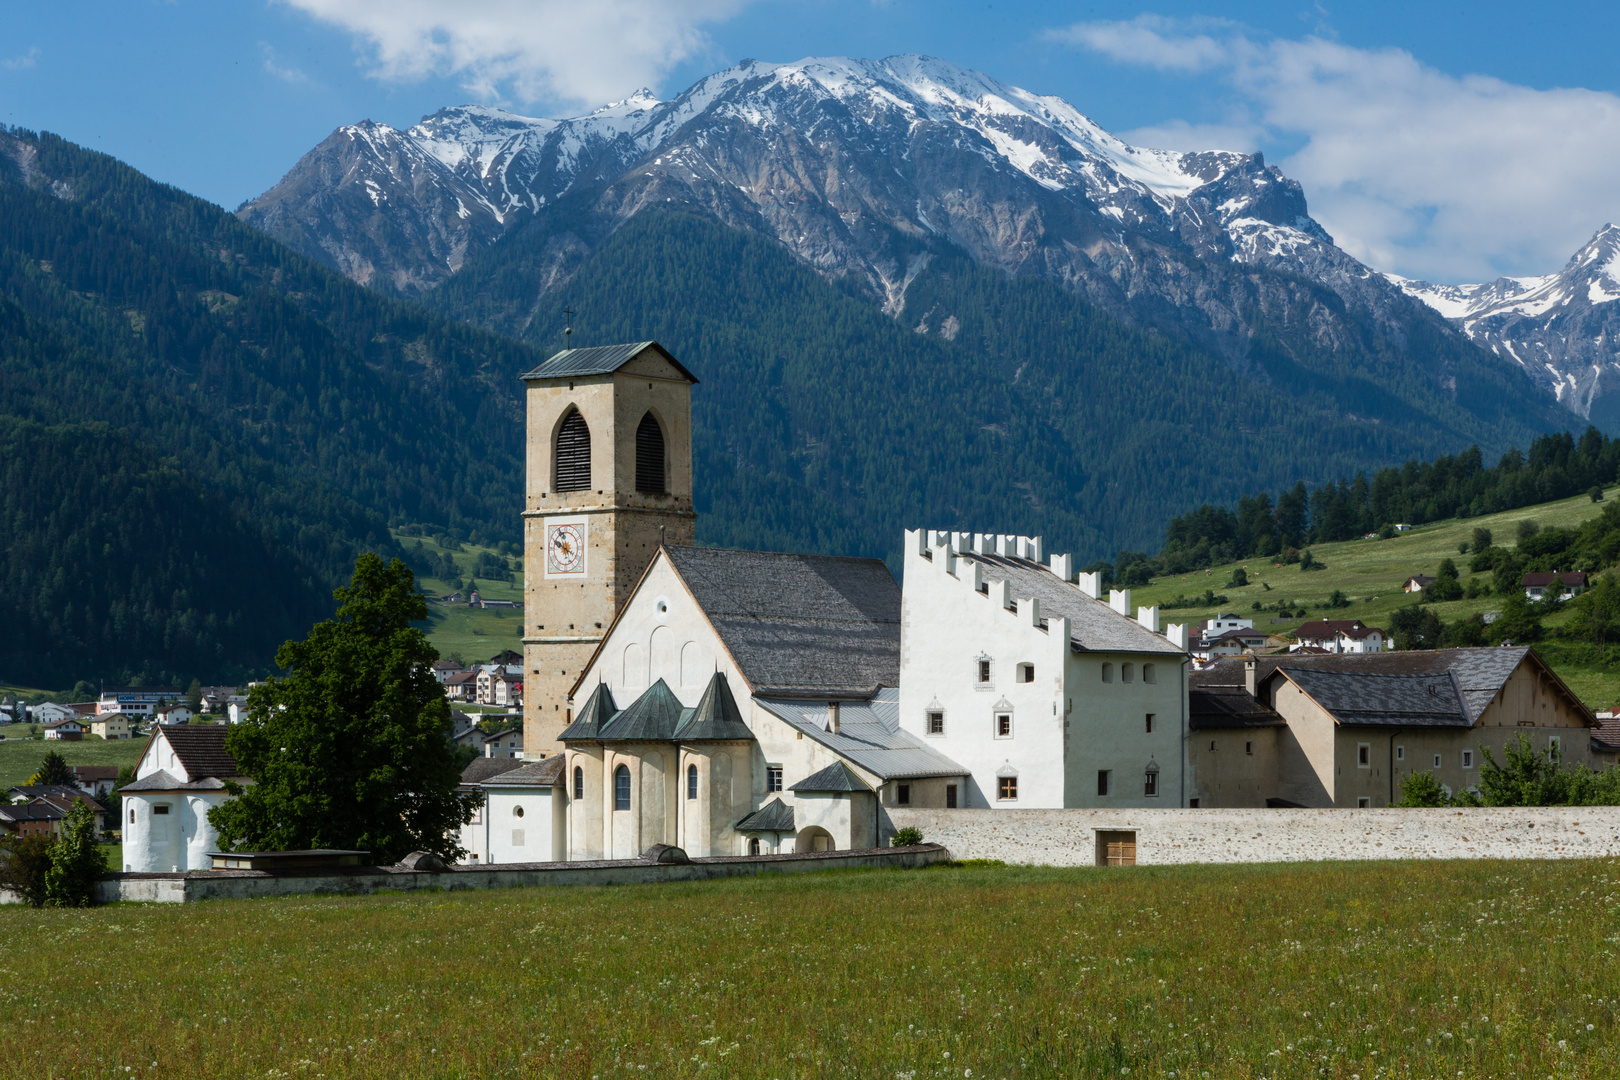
[0,126,550,685]
[1393,225,1620,427]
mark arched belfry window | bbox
[635,411,666,494]
[554,409,591,492]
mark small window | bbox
[1549,736,1561,763]
[995,713,1013,738]
[1245,740,1253,756]
[1395,745,1405,762]
[1145,713,1155,734]
[897,784,911,806]
[1357,743,1370,768]
[573,765,585,800]
[1357,797,1371,809]
[554,409,591,492]
[748,837,760,856]
[153,805,170,815]
[1143,663,1157,684]
[687,763,698,800]
[634,411,667,494]
[977,659,991,684]
[1433,754,1442,769]
[1209,740,1217,751]
[1097,770,1111,797]
[128,808,135,824]
[927,710,944,735]
[1122,663,1135,684]
[1144,771,1158,797]
[767,766,784,793]
[512,805,525,818]
[1018,663,1034,683]
[946,784,958,809]
[1188,798,1200,808]
[997,776,1018,801]
[614,764,631,811]
[1102,663,1115,684]
[1462,750,1474,769]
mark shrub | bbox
[1472,526,1493,552]
[1299,549,1324,572]
[1396,770,1452,807]
[0,833,56,907]
[1516,519,1541,543]
[891,827,924,847]
[1227,567,1249,588]
[1590,485,1604,503]
[45,801,107,907]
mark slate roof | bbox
[120,770,232,793]
[1523,571,1588,587]
[756,690,969,780]
[664,546,903,694]
[482,757,566,787]
[1192,647,1546,724]
[559,683,619,740]
[7,784,86,801]
[673,673,755,741]
[71,766,121,782]
[1593,716,1620,752]
[158,724,241,780]
[1189,686,1286,729]
[460,758,525,786]
[1279,666,1470,727]
[0,802,64,824]
[960,553,1187,656]
[518,341,698,384]
[789,761,873,793]
[598,679,687,741]
[735,799,796,832]
[1294,619,1371,641]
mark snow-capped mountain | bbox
[240,54,1529,398]
[1393,226,1620,422]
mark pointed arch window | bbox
[687,762,699,800]
[573,766,584,800]
[635,411,666,494]
[554,409,591,492]
[614,764,631,811]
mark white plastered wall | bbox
[485,786,564,863]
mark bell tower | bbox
[520,341,697,757]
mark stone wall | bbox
[0,844,948,905]
[888,807,1620,865]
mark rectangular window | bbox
[1097,770,1111,797]
[767,766,784,793]
[1188,798,1200,808]
[1019,664,1034,683]
[897,784,911,806]
[1549,736,1561,763]
[977,659,991,684]
[997,776,1017,801]
[1209,740,1217,751]
[1144,771,1158,797]
[686,767,697,801]
[153,805,170,815]
[1395,745,1405,761]
[1433,754,1442,768]
[1145,713,1155,734]
[1357,743,1371,768]
[995,714,1012,738]
[1356,797,1371,809]
[946,784,958,809]
[927,710,944,735]
[1245,740,1253,756]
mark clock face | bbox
[545,520,586,577]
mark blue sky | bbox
[4,1,1618,283]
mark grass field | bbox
[3,860,1617,1078]
[0,735,144,791]
[1128,485,1620,707]
[396,531,525,663]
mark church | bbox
[509,339,1199,859]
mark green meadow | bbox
[3,860,1617,1079]
[395,530,526,663]
[1128,485,1620,708]
[0,735,143,792]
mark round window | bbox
[512,806,525,818]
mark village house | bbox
[445,671,478,702]
[156,705,193,725]
[898,531,1190,809]
[43,718,85,740]
[1187,649,1596,807]
[0,786,107,837]
[1402,575,1435,593]
[119,725,244,872]
[71,765,121,798]
[1522,571,1587,601]
[1293,619,1385,654]
[431,660,465,685]
[98,687,183,717]
[455,757,524,862]
[467,758,568,863]
[88,712,135,740]
[1194,626,1270,661]
[484,726,524,759]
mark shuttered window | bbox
[635,412,666,494]
[554,410,591,492]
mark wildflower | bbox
[1587,1025,1596,1031]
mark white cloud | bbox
[3,47,40,71]
[277,0,754,110]
[1051,15,1620,283]
[261,43,309,84]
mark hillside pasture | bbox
[3,860,1618,1078]
[0,734,143,791]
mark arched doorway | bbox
[795,826,834,853]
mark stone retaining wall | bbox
[887,807,1620,865]
[1,844,949,905]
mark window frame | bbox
[613,764,631,811]
[1549,735,1562,763]
[687,763,698,800]
[1097,769,1112,797]
[1144,770,1159,798]
[976,658,992,685]
[994,712,1013,739]
[634,411,667,495]
[996,775,1018,801]
[897,783,911,806]
[1461,749,1474,769]
[926,709,945,736]
[1357,742,1371,769]
[945,783,958,809]
[1356,797,1371,808]
[767,765,784,793]
[553,408,592,493]
[1017,663,1035,684]
[1433,753,1442,769]
[1145,712,1155,734]
[1395,745,1405,762]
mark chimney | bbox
[827,701,841,734]
[1109,588,1132,617]
[1244,659,1258,698]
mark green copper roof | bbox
[673,672,755,741]
[518,341,698,384]
[558,682,618,740]
[735,799,795,832]
[788,761,872,793]
[597,679,685,741]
